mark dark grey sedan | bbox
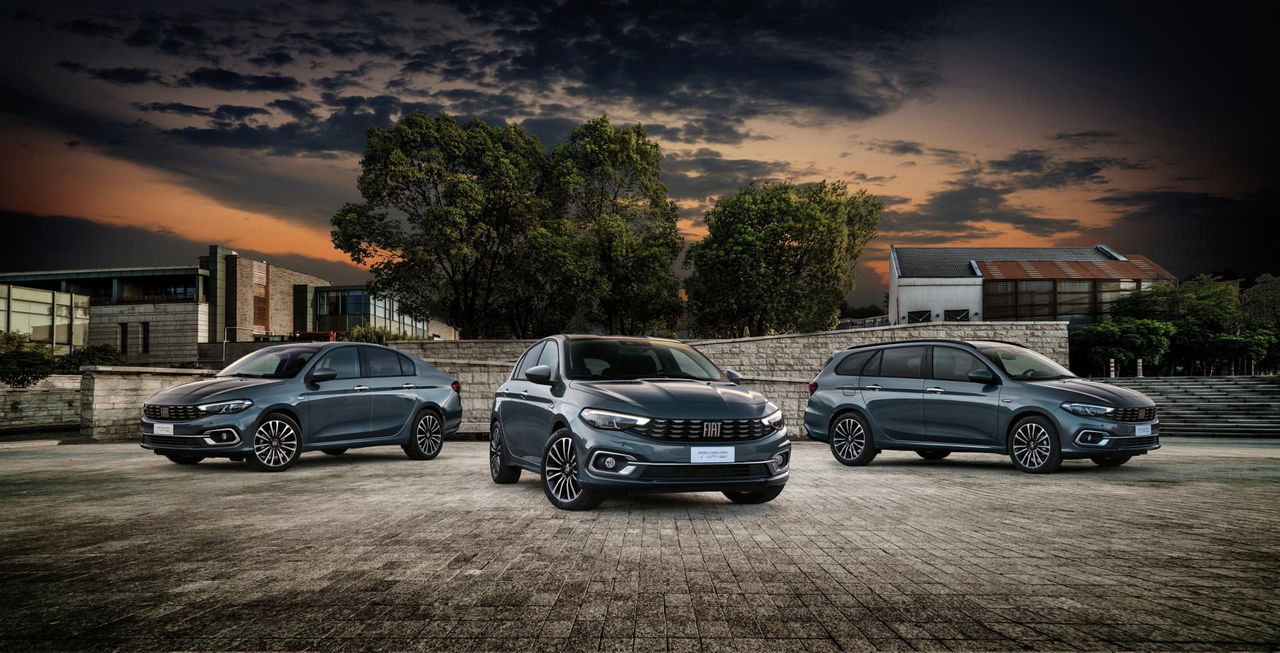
[488,335,791,510]
[140,343,462,471]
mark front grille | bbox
[144,404,202,421]
[1113,406,1157,422]
[639,463,769,480]
[144,434,202,447]
[1111,436,1158,448]
[631,419,773,441]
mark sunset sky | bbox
[1,1,1274,306]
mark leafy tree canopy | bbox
[1069,318,1176,375]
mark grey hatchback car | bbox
[140,343,462,471]
[489,335,791,510]
[804,340,1160,473]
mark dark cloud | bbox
[983,148,1146,190]
[55,18,118,38]
[134,102,270,123]
[661,148,815,215]
[1050,130,1121,147]
[249,48,295,68]
[866,139,924,156]
[519,116,578,148]
[881,184,1080,240]
[179,67,302,92]
[865,139,971,166]
[135,101,210,117]
[644,116,764,145]
[846,171,893,184]
[57,61,166,85]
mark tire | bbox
[829,412,877,466]
[165,454,204,465]
[1091,454,1133,467]
[246,413,302,472]
[322,448,348,456]
[917,450,951,461]
[402,409,444,460]
[723,485,785,504]
[541,430,602,511]
[489,421,521,484]
[1008,415,1063,474]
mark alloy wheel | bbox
[544,437,581,503]
[489,424,503,478]
[253,419,298,468]
[416,413,443,457]
[832,418,866,460]
[1012,422,1052,469]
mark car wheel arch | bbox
[830,406,871,433]
[256,405,303,439]
[1004,408,1058,451]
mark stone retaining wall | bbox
[0,375,82,433]
[80,366,216,441]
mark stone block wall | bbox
[89,303,209,366]
[0,375,82,433]
[80,366,216,441]
[416,359,513,436]
[394,340,535,365]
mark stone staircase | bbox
[1095,376,1280,437]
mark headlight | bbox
[197,399,254,415]
[580,408,650,430]
[1061,402,1115,417]
[762,409,784,428]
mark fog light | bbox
[603,456,617,470]
[771,453,788,468]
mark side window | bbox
[535,340,559,378]
[932,347,990,382]
[880,346,925,378]
[398,353,417,376]
[834,351,873,376]
[316,347,361,380]
[513,342,544,380]
[861,350,882,376]
[363,346,403,377]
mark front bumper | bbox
[571,421,791,493]
[139,410,262,456]
[1058,413,1161,457]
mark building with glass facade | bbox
[888,245,1177,327]
[311,286,456,340]
[0,284,91,354]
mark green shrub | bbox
[343,325,410,345]
[0,349,55,388]
[55,345,125,374]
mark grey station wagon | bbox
[140,343,462,471]
[804,340,1160,473]
[489,335,791,510]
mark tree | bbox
[0,349,54,388]
[685,181,881,337]
[1242,274,1280,329]
[331,111,570,339]
[553,116,683,335]
[1069,318,1176,376]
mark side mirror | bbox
[525,364,553,384]
[968,368,997,384]
[724,369,744,385]
[309,368,338,383]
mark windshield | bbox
[218,347,318,379]
[565,339,725,381]
[979,345,1075,380]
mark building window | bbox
[119,323,129,354]
[1097,279,1138,315]
[141,322,151,354]
[943,309,970,322]
[1016,280,1054,319]
[1055,280,1093,321]
[907,310,932,323]
[983,281,1016,320]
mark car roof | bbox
[558,334,684,344]
[842,338,1027,352]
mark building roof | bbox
[0,266,206,281]
[891,245,1173,280]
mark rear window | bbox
[398,353,417,376]
[834,350,874,376]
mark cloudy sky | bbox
[1,0,1274,306]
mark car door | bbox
[518,339,561,456]
[497,341,543,462]
[922,346,1002,445]
[362,346,418,439]
[303,345,370,443]
[858,346,926,441]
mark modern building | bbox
[888,244,1176,327]
[0,284,91,354]
[0,245,455,365]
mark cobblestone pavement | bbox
[1,438,1278,652]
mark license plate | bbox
[153,423,174,435]
[691,447,734,463]
[1134,424,1152,436]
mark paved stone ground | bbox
[1,438,1278,652]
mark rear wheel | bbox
[829,413,877,466]
[402,409,443,460]
[1091,454,1133,467]
[1008,416,1062,474]
[165,454,203,465]
[322,448,348,456]
[917,450,950,461]
[541,431,602,510]
[246,414,302,472]
[489,422,521,484]
[723,485,785,504]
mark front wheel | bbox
[489,422,521,484]
[165,454,203,465]
[1008,416,1062,474]
[1091,454,1133,467]
[246,414,302,472]
[541,431,602,511]
[829,413,877,466]
[723,485,785,504]
[402,410,443,460]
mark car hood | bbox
[146,376,284,405]
[1026,378,1154,407]
[570,379,770,419]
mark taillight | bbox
[451,381,461,394]
[807,380,818,395]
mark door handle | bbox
[353,385,369,392]
[402,384,416,389]
[925,387,945,394]
[863,384,882,391]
